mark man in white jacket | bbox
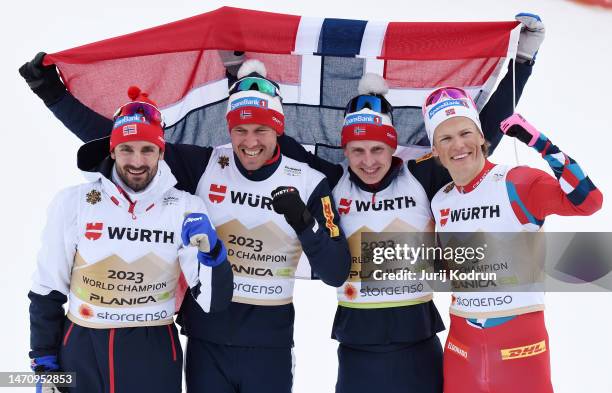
[28,87,233,393]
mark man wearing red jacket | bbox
[423,86,603,393]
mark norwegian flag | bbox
[353,127,366,136]
[240,109,252,120]
[122,124,137,135]
[44,6,521,161]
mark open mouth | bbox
[242,148,264,158]
[361,167,380,175]
[126,168,147,175]
[451,152,471,161]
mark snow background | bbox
[2,0,611,391]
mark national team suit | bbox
[427,113,603,392]
[29,146,234,392]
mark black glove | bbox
[271,186,314,233]
[19,52,66,106]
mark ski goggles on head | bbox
[229,76,281,99]
[344,94,393,121]
[113,101,164,126]
[424,87,470,107]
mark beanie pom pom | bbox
[358,73,389,96]
[237,59,267,79]
[127,85,141,101]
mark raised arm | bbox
[501,113,603,224]
[479,60,532,153]
[480,13,545,152]
[413,14,544,200]
[20,52,113,142]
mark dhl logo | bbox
[500,340,546,360]
[321,196,340,238]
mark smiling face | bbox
[344,140,394,185]
[110,141,163,192]
[431,116,486,186]
[230,123,278,171]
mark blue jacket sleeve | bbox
[208,261,234,313]
[278,134,345,188]
[49,93,113,142]
[297,179,350,287]
[188,260,234,313]
[28,290,67,358]
[480,60,533,153]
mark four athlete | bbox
[20,10,602,393]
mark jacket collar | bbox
[78,137,177,217]
[455,159,496,194]
[348,156,404,193]
[233,144,282,182]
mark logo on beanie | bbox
[428,99,469,119]
[344,114,382,126]
[353,127,366,136]
[123,124,137,136]
[240,110,252,119]
[230,97,268,111]
[113,114,147,128]
[445,108,456,116]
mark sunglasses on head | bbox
[113,101,164,126]
[229,76,281,99]
[425,87,470,107]
[344,95,393,121]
